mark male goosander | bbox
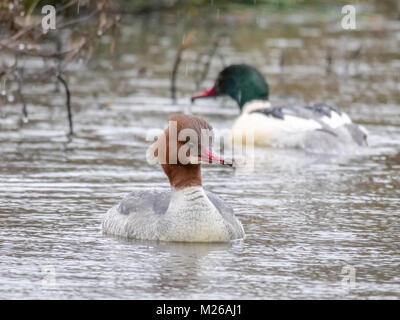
[102,114,245,242]
[192,64,368,150]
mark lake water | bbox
[0,6,399,299]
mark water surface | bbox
[0,7,399,299]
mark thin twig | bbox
[56,74,73,136]
[0,43,78,59]
[326,46,333,76]
[16,70,27,120]
[217,52,225,68]
[171,30,196,103]
[279,48,285,85]
[195,35,221,90]
[60,37,88,71]
[57,7,101,30]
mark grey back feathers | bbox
[252,102,367,146]
[118,189,170,216]
[118,189,232,217]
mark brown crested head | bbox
[153,114,230,189]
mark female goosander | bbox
[192,64,368,150]
[102,114,245,242]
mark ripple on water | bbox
[1,9,400,299]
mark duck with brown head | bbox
[102,114,245,242]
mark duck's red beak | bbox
[202,148,232,167]
[191,86,217,102]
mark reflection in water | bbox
[153,242,232,295]
[0,6,399,299]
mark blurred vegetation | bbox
[21,0,332,10]
[115,0,374,12]
[16,0,399,19]
[1,0,398,137]
[0,0,120,136]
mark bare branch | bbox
[16,70,27,121]
[0,0,119,139]
[56,74,73,136]
[171,30,196,103]
[195,35,222,90]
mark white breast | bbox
[102,187,244,242]
[160,187,232,242]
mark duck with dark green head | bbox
[192,64,368,151]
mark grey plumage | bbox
[118,189,234,218]
[103,187,245,242]
[118,189,170,216]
